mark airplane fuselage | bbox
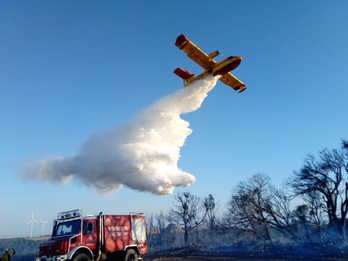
[184,56,242,86]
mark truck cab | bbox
[38,209,147,261]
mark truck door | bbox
[131,215,146,243]
[131,215,147,254]
[83,219,98,252]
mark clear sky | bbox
[1,1,347,237]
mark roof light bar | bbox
[57,209,82,220]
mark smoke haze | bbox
[27,75,219,195]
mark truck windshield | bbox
[53,219,81,236]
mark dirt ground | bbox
[145,257,289,261]
[144,256,347,261]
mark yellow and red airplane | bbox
[174,34,246,93]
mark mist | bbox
[26,75,219,195]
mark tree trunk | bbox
[184,223,188,247]
[264,223,273,244]
[343,218,347,242]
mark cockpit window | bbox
[53,219,81,236]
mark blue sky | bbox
[1,1,347,237]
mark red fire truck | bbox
[38,209,147,261]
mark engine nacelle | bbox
[208,50,220,60]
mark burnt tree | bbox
[225,174,273,242]
[168,192,207,246]
[203,194,217,231]
[290,140,348,237]
[225,174,296,242]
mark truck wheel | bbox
[124,249,138,261]
[73,253,91,261]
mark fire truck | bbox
[38,209,147,261]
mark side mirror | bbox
[3,248,16,256]
[9,248,16,256]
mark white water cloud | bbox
[26,75,219,195]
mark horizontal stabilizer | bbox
[174,67,194,80]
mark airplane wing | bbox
[175,34,214,69]
[220,72,246,92]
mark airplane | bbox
[174,34,246,93]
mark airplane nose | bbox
[212,56,243,76]
[230,56,242,70]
